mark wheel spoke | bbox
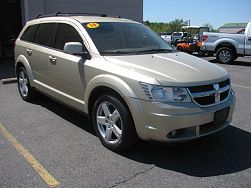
[112,124,122,138]
[20,86,25,93]
[97,116,107,126]
[111,110,120,122]
[23,86,28,94]
[102,103,111,117]
[24,78,28,85]
[19,78,24,86]
[105,127,113,141]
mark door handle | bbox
[49,56,57,63]
[26,49,32,56]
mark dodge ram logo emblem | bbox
[213,83,221,103]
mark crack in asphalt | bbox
[109,165,155,188]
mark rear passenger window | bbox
[34,23,57,47]
[54,23,83,50]
[20,25,38,42]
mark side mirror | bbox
[64,42,91,59]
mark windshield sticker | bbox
[86,23,100,29]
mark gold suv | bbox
[15,13,236,151]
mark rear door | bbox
[31,23,58,85]
[18,24,39,65]
[245,24,251,55]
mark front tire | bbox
[216,47,234,64]
[198,50,205,57]
[17,67,37,101]
[92,95,137,151]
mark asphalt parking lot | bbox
[0,56,251,187]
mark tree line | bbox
[144,19,217,33]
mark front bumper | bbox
[126,92,236,142]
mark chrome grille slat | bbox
[191,85,230,98]
[188,79,230,107]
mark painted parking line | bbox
[232,84,251,90]
[0,122,59,187]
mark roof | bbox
[220,22,248,28]
[71,16,137,23]
[181,26,208,29]
[28,15,137,25]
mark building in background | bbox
[0,0,143,58]
[219,23,248,33]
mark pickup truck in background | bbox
[201,22,251,64]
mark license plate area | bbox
[214,107,230,125]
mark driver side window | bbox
[54,23,87,52]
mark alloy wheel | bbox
[219,49,231,63]
[96,101,122,144]
[18,70,29,97]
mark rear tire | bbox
[17,67,37,101]
[92,94,138,151]
[216,47,234,64]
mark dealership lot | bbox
[0,57,251,187]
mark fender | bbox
[84,74,149,139]
[16,55,35,86]
[214,38,239,52]
[84,74,137,113]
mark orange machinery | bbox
[176,26,209,56]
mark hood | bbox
[104,52,229,86]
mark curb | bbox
[1,78,17,84]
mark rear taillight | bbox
[202,35,208,42]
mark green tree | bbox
[145,20,217,33]
[144,19,187,33]
[168,19,186,32]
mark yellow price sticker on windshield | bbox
[86,23,100,29]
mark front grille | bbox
[189,84,213,93]
[188,79,230,106]
[194,96,215,106]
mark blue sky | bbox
[143,0,251,28]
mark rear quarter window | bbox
[20,25,39,42]
[34,23,58,47]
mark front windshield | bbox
[82,22,175,55]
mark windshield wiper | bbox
[137,48,174,53]
[100,49,174,55]
[100,50,136,55]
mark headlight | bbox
[139,82,191,103]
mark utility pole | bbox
[187,20,191,26]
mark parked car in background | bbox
[171,32,187,45]
[15,13,235,151]
[159,32,172,43]
[201,22,251,63]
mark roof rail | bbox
[36,12,108,19]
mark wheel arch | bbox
[215,42,237,55]
[84,74,137,115]
[15,55,35,86]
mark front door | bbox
[49,23,87,103]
